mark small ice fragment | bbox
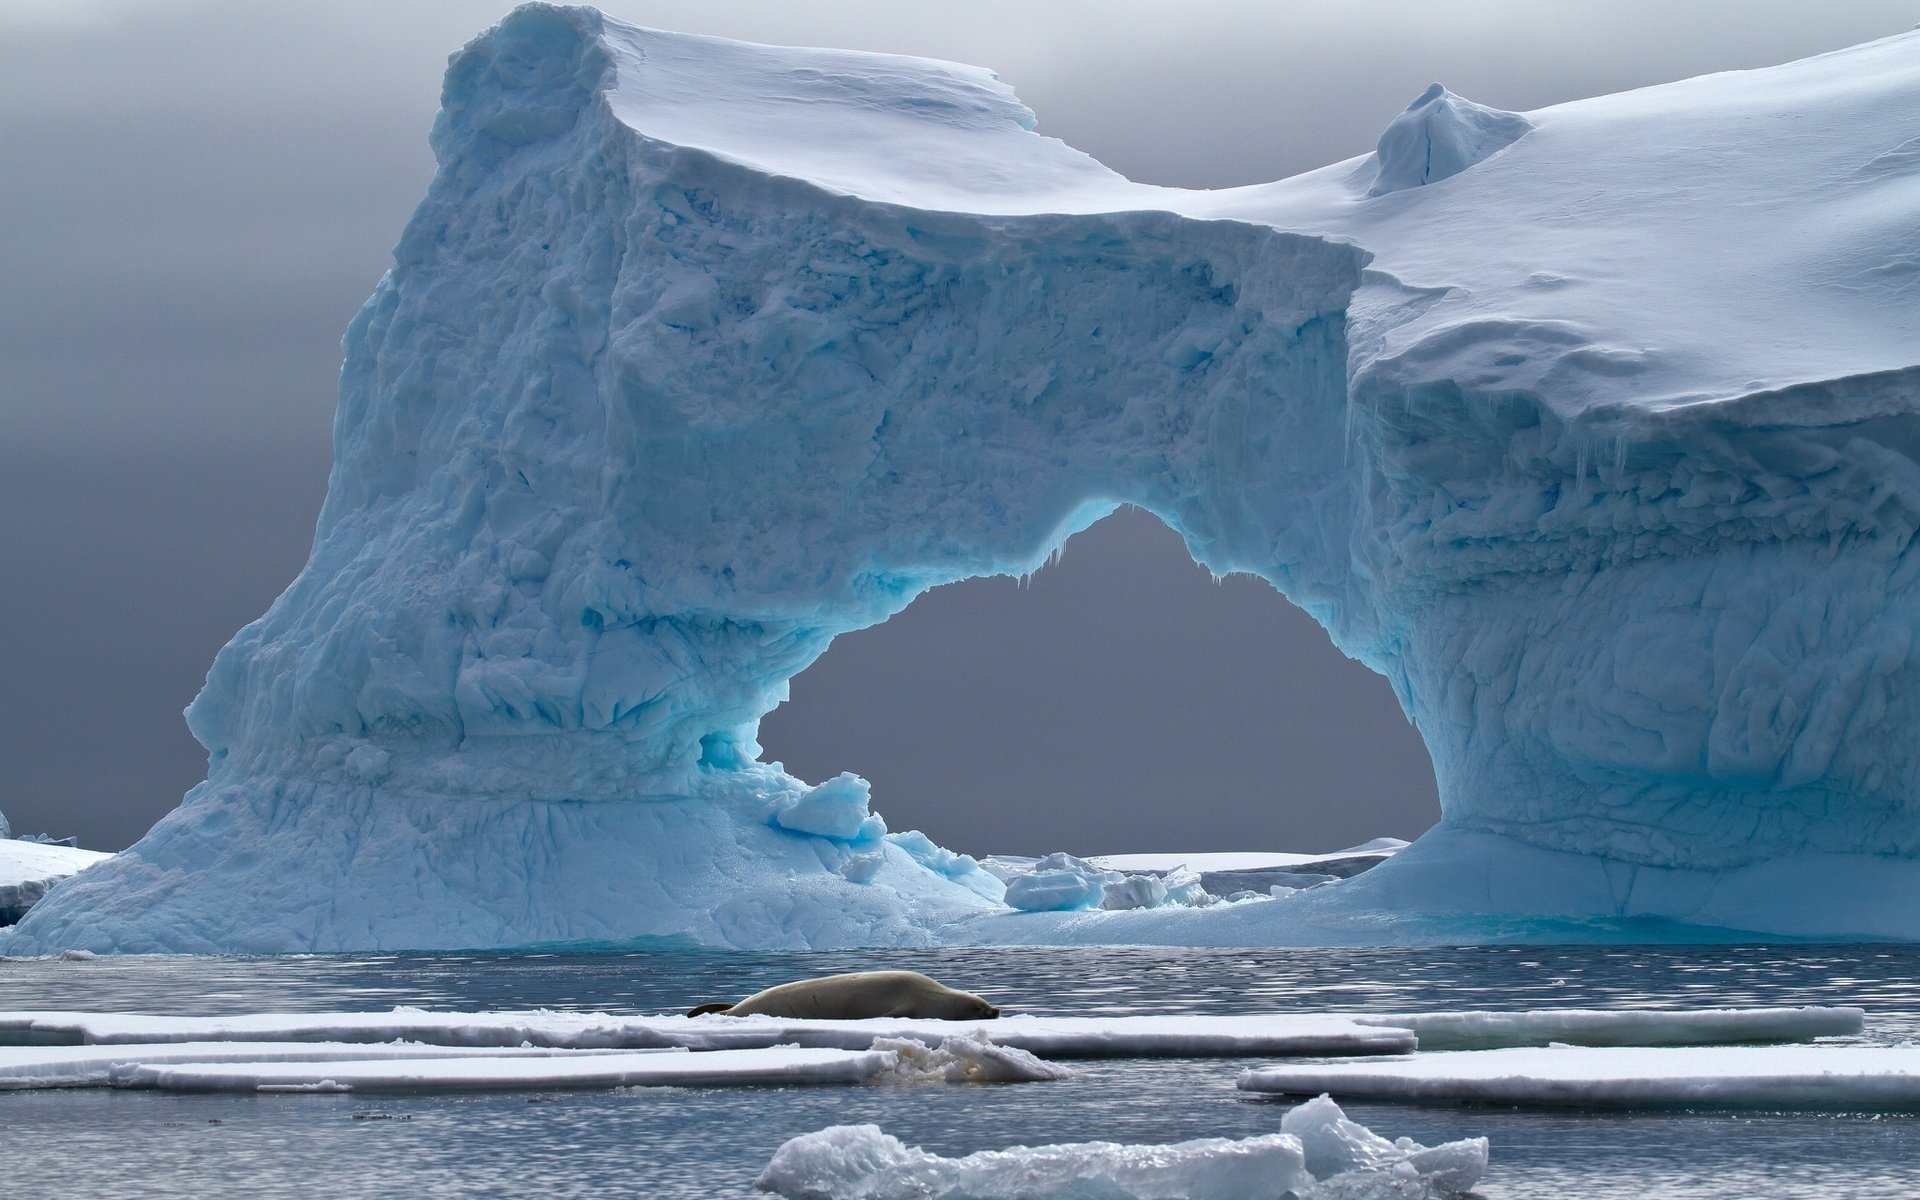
[1282,1093,1488,1193]
[1101,874,1167,910]
[1002,853,1116,912]
[870,1031,1074,1084]
[772,774,874,841]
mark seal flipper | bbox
[686,1002,736,1017]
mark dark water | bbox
[3,945,1919,1198]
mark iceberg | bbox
[7,4,1920,952]
[0,840,112,927]
[755,1097,1488,1199]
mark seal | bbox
[686,970,1000,1020]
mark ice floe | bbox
[1355,1005,1864,1051]
[1,1005,1862,1059]
[1240,1045,1920,1110]
[755,1095,1487,1198]
[0,1009,1416,1058]
[0,1040,634,1091]
[0,1034,1067,1094]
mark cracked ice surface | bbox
[8,5,1920,952]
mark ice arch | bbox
[10,7,1920,951]
[759,506,1439,857]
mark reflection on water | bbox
[4,945,1919,1198]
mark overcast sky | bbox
[3,1,1915,853]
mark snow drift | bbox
[8,5,1920,952]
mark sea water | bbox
[3,945,1918,1197]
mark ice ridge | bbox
[1366,84,1533,196]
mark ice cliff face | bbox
[9,7,1920,952]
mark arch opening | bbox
[757,505,1438,859]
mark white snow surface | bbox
[1239,1045,1920,1110]
[1354,1005,1863,1051]
[0,1009,1418,1058]
[1084,840,1407,875]
[756,1097,1487,1199]
[0,841,112,921]
[9,5,1920,952]
[0,1039,637,1090]
[0,1041,906,1093]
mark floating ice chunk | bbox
[1101,874,1167,910]
[0,809,9,839]
[1239,1045,1920,1110]
[1282,1094,1489,1194]
[1366,83,1533,196]
[1003,870,1104,911]
[756,1096,1486,1199]
[1003,853,1117,912]
[1159,865,1214,907]
[757,1123,1315,1200]
[869,1032,1074,1083]
[1355,1005,1865,1050]
[774,773,881,842]
[0,1009,1417,1058]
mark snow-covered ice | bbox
[9,4,1920,952]
[755,1096,1487,1199]
[0,1009,1419,1058]
[868,1031,1073,1084]
[0,840,112,925]
[0,1039,638,1091]
[1239,1045,1920,1110]
[0,1030,1068,1093]
[1,1005,1857,1060]
[1353,1006,1864,1051]
[2,1042,907,1094]
[1082,840,1408,876]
